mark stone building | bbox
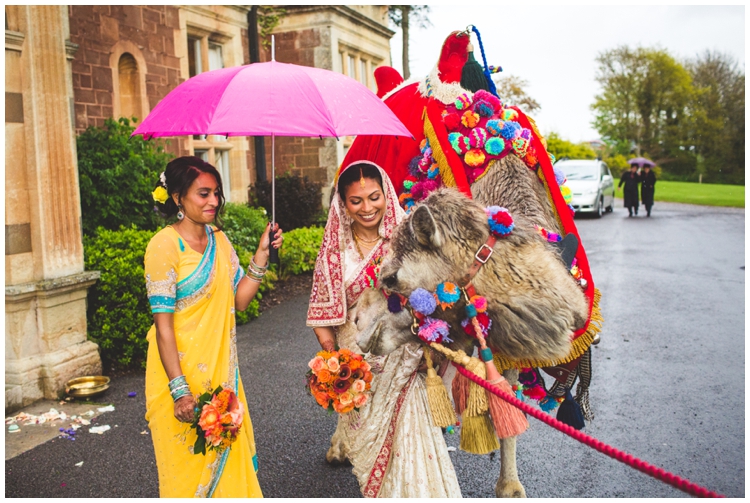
[5,5,393,410]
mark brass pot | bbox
[65,376,110,398]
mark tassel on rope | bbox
[557,387,586,430]
[460,45,491,93]
[451,370,470,415]
[473,318,529,439]
[430,344,498,454]
[422,345,457,428]
[459,413,500,454]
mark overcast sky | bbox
[388,5,745,143]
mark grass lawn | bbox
[615,180,745,208]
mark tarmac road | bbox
[5,199,744,498]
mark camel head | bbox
[357,188,589,361]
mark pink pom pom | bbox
[470,128,488,149]
[411,179,440,201]
[470,295,488,313]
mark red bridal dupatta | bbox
[306,161,404,327]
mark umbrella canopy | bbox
[133,60,412,139]
[627,157,655,167]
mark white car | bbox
[556,159,615,218]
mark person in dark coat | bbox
[618,164,641,217]
[640,165,656,217]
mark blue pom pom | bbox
[539,396,559,412]
[409,288,436,315]
[501,121,521,140]
[427,165,440,180]
[485,137,505,156]
[553,165,566,186]
[475,101,494,118]
[465,304,478,318]
[486,120,502,136]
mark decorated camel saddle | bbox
[343,28,604,497]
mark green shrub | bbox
[278,226,324,279]
[221,203,269,254]
[84,226,156,370]
[77,117,174,237]
[221,202,277,324]
[253,172,323,231]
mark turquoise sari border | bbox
[176,226,215,304]
[206,367,241,498]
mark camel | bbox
[326,29,600,498]
[354,156,591,498]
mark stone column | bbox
[5,5,102,411]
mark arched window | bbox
[118,53,141,122]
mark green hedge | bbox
[279,226,324,279]
[84,226,155,370]
[77,117,173,237]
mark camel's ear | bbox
[410,204,443,248]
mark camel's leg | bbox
[495,368,526,498]
[326,415,351,465]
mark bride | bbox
[306,160,462,498]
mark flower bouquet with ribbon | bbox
[191,386,243,455]
[307,348,373,414]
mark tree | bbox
[591,46,695,171]
[687,51,745,184]
[77,117,174,236]
[545,132,597,161]
[493,74,540,114]
[388,6,430,80]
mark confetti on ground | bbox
[128,392,137,397]
[5,409,68,425]
[89,425,111,434]
[97,405,115,413]
[140,430,149,435]
[75,461,84,467]
[447,446,457,452]
[8,424,20,433]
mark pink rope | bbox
[453,363,724,498]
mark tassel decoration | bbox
[459,414,500,455]
[451,368,470,415]
[460,48,490,93]
[556,388,585,430]
[474,314,528,439]
[422,346,457,428]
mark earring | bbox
[177,206,185,221]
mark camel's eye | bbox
[381,272,398,289]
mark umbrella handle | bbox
[269,234,280,265]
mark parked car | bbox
[555,159,615,218]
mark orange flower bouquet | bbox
[307,348,373,414]
[190,386,243,455]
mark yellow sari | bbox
[144,225,262,498]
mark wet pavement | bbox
[5,200,744,497]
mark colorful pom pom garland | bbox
[485,206,514,238]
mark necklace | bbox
[352,229,381,244]
[352,231,381,260]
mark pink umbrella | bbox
[133,41,412,244]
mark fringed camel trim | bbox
[417,66,472,105]
[423,109,459,189]
[492,288,603,372]
[380,77,421,103]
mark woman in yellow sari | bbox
[144,156,282,497]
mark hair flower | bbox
[152,186,169,204]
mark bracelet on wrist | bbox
[168,375,187,391]
[251,256,268,271]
